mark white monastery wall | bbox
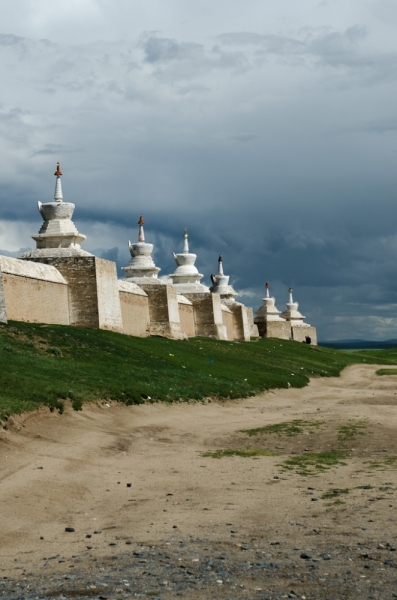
[95,258,123,333]
[183,293,228,340]
[221,304,234,341]
[177,295,195,337]
[0,266,7,324]
[118,280,150,337]
[263,321,292,340]
[0,256,69,325]
[228,303,251,341]
[291,325,318,345]
[25,256,100,328]
[138,283,185,339]
[22,256,123,332]
[246,307,259,338]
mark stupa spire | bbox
[183,228,189,253]
[218,255,224,276]
[265,281,270,299]
[138,214,145,242]
[288,286,293,304]
[54,162,63,202]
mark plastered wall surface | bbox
[166,285,181,324]
[1,273,69,324]
[140,285,169,325]
[119,291,150,336]
[221,307,234,341]
[292,326,317,345]
[0,267,7,324]
[23,256,99,328]
[178,303,195,337]
[184,293,228,340]
[258,320,292,340]
[228,304,251,341]
[247,307,259,338]
[22,256,122,331]
[95,258,123,332]
[139,284,185,339]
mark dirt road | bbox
[1,365,397,598]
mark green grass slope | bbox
[1,321,397,421]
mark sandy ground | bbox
[1,364,397,597]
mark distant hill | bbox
[320,339,397,350]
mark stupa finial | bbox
[138,214,145,242]
[53,162,63,202]
[183,228,189,253]
[218,254,224,275]
[288,287,293,304]
[265,281,270,298]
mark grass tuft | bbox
[376,369,397,376]
[202,448,279,459]
[338,422,367,441]
[322,488,350,499]
[242,420,324,437]
[278,451,348,476]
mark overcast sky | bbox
[1,0,396,340]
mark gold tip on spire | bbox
[266,281,269,289]
[54,162,63,176]
[138,214,145,226]
[183,228,188,238]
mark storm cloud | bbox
[0,0,396,340]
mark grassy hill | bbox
[1,321,397,422]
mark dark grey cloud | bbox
[141,36,203,63]
[217,25,397,87]
[32,144,65,156]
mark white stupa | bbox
[209,255,238,303]
[170,229,209,294]
[122,214,162,284]
[21,163,91,258]
[255,282,285,322]
[281,287,309,326]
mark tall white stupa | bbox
[21,163,91,258]
[256,282,285,322]
[209,255,238,303]
[170,229,209,293]
[122,214,162,283]
[254,282,292,339]
[281,287,307,325]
